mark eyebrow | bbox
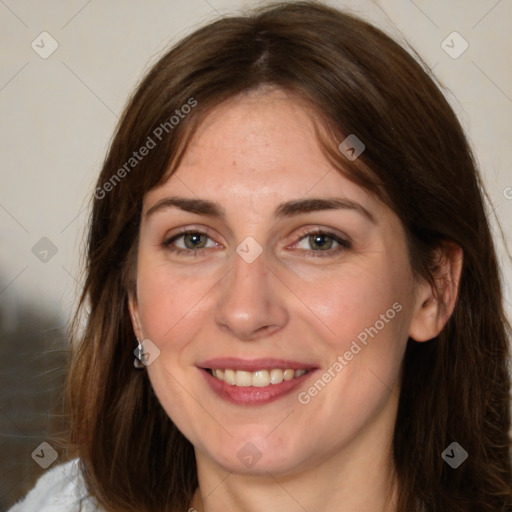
[145,196,376,223]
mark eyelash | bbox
[162,228,352,258]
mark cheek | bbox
[290,255,408,344]
[134,260,214,437]
[135,258,212,346]
[294,297,408,456]
[291,255,412,404]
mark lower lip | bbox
[200,369,314,406]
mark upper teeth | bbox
[211,368,307,387]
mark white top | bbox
[7,458,102,512]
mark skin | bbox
[129,87,462,512]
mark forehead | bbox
[144,88,375,210]
[182,89,326,175]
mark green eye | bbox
[295,230,351,255]
[163,230,217,255]
[181,232,208,249]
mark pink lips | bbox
[197,357,317,406]
[198,357,314,372]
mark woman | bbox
[9,1,511,511]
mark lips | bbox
[197,357,317,405]
[198,357,314,372]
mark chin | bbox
[197,433,313,476]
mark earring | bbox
[133,338,145,369]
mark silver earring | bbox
[133,338,145,369]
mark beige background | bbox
[0,0,511,323]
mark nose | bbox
[214,249,289,341]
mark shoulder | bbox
[7,458,102,512]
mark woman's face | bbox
[129,88,428,476]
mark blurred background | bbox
[1,0,511,509]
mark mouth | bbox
[205,368,309,387]
[197,358,317,406]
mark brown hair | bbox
[63,2,512,511]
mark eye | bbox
[162,227,351,258]
[163,229,220,256]
[293,229,351,256]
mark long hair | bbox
[62,2,512,511]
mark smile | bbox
[198,358,317,405]
[207,368,308,387]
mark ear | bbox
[408,241,463,342]
[128,291,144,341]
